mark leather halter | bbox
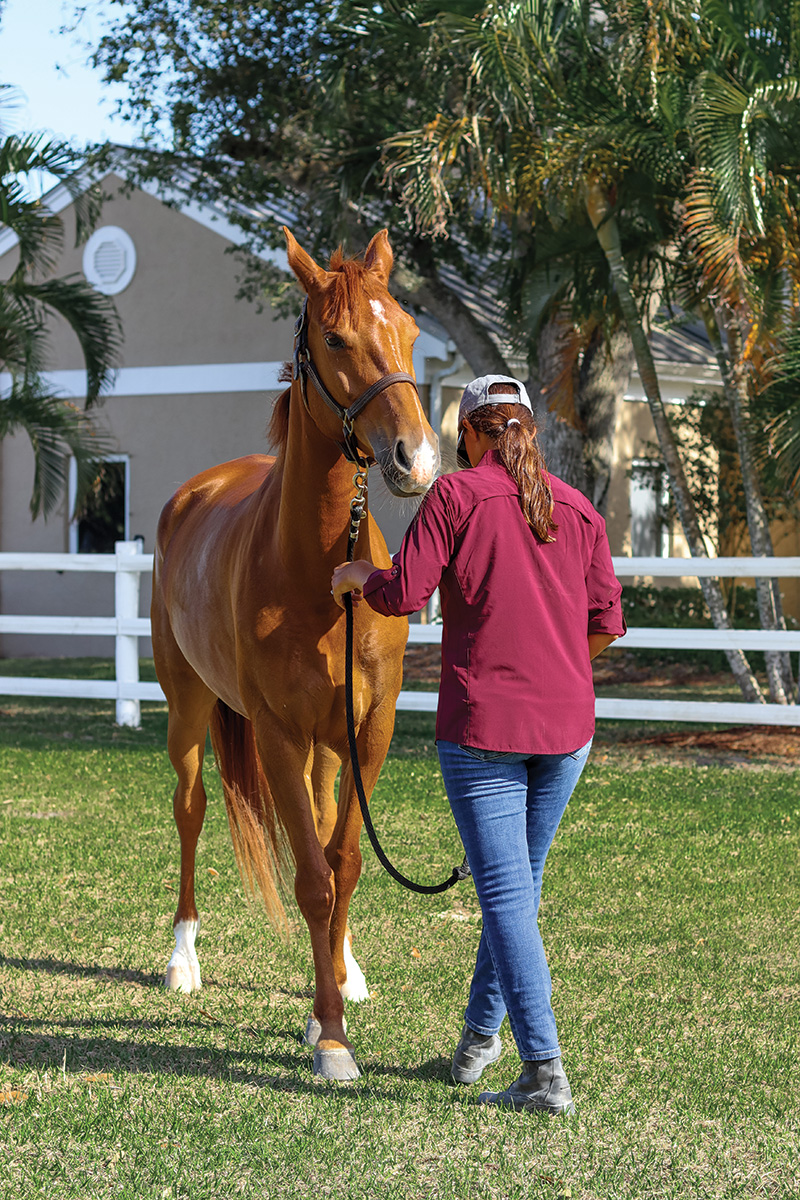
[292,296,420,468]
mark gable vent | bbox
[83,226,137,295]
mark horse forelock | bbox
[321,251,383,332]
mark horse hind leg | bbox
[252,718,359,1080]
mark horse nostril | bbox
[393,439,412,474]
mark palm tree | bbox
[678,15,800,702]
[382,0,769,702]
[0,100,121,517]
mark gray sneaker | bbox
[451,1024,502,1085]
[478,1056,575,1115]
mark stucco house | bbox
[4,169,788,657]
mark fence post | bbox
[115,540,141,728]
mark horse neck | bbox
[274,382,366,574]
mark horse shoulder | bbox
[156,455,278,551]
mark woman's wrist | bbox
[331,559,377,608]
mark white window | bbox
[68,455,130,554]
[630,459,668,557]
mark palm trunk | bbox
[584,180,764,703]
[703,307,793,702]
[535,319,633,516]
[577,323,636,515]
[535,314,591,495]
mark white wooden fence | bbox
[1,542,800,729]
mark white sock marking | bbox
[340,932,370,1002]
[165,918,202,993]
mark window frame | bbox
[630,457,669,558]
[68,453,131,554]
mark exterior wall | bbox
[0,177,440,654]
[0,389,285,656]
[8,174,294,369]
[0,174,300,657]
[606,396,696,560]
[772,519,800,620]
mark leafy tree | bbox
[0,95,121,516]
[382,0,800,703]
[86,0,638,506]
[760,322,800,496]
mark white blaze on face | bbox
[369,299,389,325]
[410,437,439,488]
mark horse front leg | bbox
[327,707,395,1004]
[254,715,358,1081]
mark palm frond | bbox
[0,379,114,517]
[24,276,122,404]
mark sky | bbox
[1,0,136,148]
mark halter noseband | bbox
[292,296,420,468]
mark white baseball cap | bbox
[457,375,533,426]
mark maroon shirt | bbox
[363,450,625,754]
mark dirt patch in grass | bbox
[402,644,442,685]
[628,723,800,759]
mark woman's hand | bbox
[331,560,377,609]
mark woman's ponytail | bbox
[465,398,558,543]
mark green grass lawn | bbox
[0,662,798,1199]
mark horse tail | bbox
[208,700,293,932]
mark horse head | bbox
[284,227,439,496]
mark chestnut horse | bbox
[151,228,439,1080]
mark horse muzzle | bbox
[377,432,440,497]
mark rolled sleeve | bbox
[362,562,406,616]
[586,523,626,637]
[362,480,457,617]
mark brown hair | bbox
[464,389,557,543]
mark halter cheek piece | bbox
[292,297,420,469]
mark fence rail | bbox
[1,546,799,729]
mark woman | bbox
[332,375,625,1115]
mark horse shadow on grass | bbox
[0,1013,456,1099]
[0,952,305,997]
[0,952,163,988]
[0,952,458,1097]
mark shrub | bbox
[620,583,765,670]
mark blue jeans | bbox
[437,738,592,1061]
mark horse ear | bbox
[363,229,394,284]
[283,227,326,295]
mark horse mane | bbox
[268,386,291,451]
[268,248,382,452]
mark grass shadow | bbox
[0,953,163,988]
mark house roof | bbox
[0,156,718,379]
[650,321,717,366]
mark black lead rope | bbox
[343,480,471,895]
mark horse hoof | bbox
[313,1046,360,1081]
[165,961,201,993]
[303,1015,347,1046]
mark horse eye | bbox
[324,333,345,349]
